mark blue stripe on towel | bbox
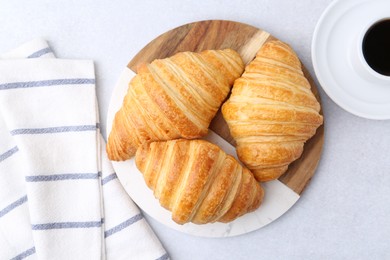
[10,124,98,135]
[155,253,170,260]
[0,78,95,90]
[27,47,52,58]
[101,173,118,185]
[10,247,36,260]
[25,173,100,182]
[0,195,28,218]
[0,146,19,163]
[104,213,143,238]
[32,219,103,230]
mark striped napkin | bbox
[0,39,168,260]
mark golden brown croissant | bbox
[107,49,244,161]
[222,40,323,182]
[135,139,264,225]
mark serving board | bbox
[107,20,324,237]
[128,20,324,195]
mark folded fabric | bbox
[0,39,168,260]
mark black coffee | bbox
[362,19,390,76]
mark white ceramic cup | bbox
[351,17,390,84]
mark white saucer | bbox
[312,0,390,119]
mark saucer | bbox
[312,0,390,119]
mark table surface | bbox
[1,0,389,259]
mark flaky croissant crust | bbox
[222,40,323,182]
[107,49,244,161]
[135,139,264,225]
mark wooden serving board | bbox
[127,20,324,195]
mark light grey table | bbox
[1,0,389,259]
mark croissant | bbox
[107,49,244,161]
[135,139,264,225]
[222,40,323,182]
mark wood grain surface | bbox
[127,20,324,195]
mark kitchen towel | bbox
[0,39,168,260]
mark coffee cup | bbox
[351,18,390,83]
[362,19,390,76]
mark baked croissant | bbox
[107,49,244,161]
[222,40,323,182]
[135,139,264,225]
